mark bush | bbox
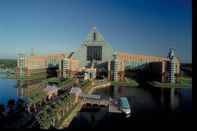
[35,93,75,129]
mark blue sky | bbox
[0,0,192,63]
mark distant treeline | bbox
[181,63,192,66]
[0,59,17,69]
[181,63,192,77]
[181,63,192,69]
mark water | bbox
[0,72,192,126]
[0,73,17,105]
[94,86,159,113]
[0,72,45,106]
[179,87,192,112]
[68,85,192,128]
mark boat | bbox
[118,97,131,117]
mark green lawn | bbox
[178,76,192,86]
[111,79,139,87]
[42,77,73,88]
[148,76,192,88]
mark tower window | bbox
[93,32,96,41]
[87,46,102,61]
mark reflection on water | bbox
[94,86,159,112]
[108,85,191,113]
[0,72,192,124]
[179,88,192,112]
[0,73,17,105]
[0,72,43,105]
[69,85,192,128]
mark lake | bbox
[68,84,192,129]
[0,72,192,127]
[0,73,18,105]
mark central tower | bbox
[86,27,103,62]
[73,27,113,68]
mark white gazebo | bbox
[44,85,58,99]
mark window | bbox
[87,46,102,61]
[93,32,96,41]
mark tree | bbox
[0,104,5,113]
[36,111,51,129]
[0,104,5,119]
[16,98,26,112]
[50,104,59,127]
[0,104,6,127]
[36,105,52,129]
[7,99,15,113]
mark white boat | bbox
[118,97,131,117]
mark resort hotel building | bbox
[16,27,180,83]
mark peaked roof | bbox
[84,27,105,42]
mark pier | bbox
[79,93,122,113]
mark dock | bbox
[109,102,122,113]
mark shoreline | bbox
[0,72,16,80]
[147,77,192,89]
[56,81,111,129]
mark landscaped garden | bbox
[42,77,73,88]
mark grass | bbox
[42,77,74,89]
[58,78,73,88]
[148,76,192,88]
[111,79,139,87]
[178,76,192,86]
